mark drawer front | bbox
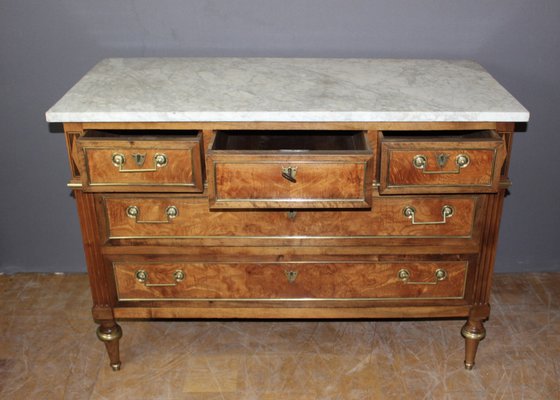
[113,261,468,301]
[380,130,506,194]
[104,195,479,240]
[77,133,203,192]
[208,158,372,208]
[207,130,373,209]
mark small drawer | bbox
[77,130,203,192]
[113,260,469,301]
[379,130,506,194]
[103,195,480,241]
[206,130,373,209]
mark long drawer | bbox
[102,195,481,240]
[113,260,469,301]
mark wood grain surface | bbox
[113,260,468,300]
[77,132,203,192]
[380,130,506,193]
[103,195,478,240]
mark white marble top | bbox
[46,58,529,123]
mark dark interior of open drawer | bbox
[212,130,367,151]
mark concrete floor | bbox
[0,272,558,399]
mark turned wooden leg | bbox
[461,318,486,370]
[96,321,123,371]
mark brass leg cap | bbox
[464,362,474,370]
[111,362,121,371]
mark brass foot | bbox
[96,324,123,342]
[461,320,486,370]
[461,324,486,342]
[96,322,123,371]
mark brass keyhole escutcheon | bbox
[281,166,298,183]
[437,153,450,168]
[285,270,299,283]
[132,153,146,167]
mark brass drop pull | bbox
[135,269,185,287]
[281,166,298,183]
[403,205,454,225]
[413,154,470,174]
[284,270,299,283]
[112,152,168,173]
[126,205,178,224]
[398,268,447,285]
[287,210,297,220]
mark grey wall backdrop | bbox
[1,0,558,273]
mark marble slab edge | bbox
[45,110,530,123]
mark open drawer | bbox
[206,130,373,209]
[379,130,507,194]
[77,130,203,192]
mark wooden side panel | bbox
[103,195,479,240]
[63,123,85,187]
[74,191,118,320]
[113,261,468,301]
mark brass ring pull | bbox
[413,154,470,174]
[403,205,454,225]
[126,205,178,224]
[397,268,448,285]
[111,152,168,173]
[135,269,185,287]
[281,166,298,183]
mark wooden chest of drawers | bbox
[46,58,529,371]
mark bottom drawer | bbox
[113,260,468,301]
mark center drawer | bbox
[102,194,481,241]
[113,260,469,301]
[206,130,373,209]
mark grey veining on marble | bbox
[45,58,529,123]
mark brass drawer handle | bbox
[112,152,168,173]
[398,268,448,285]
[135,269,185,287]
[413,154,470,174]
[403,205,454,225]
[281,166,298,183]
[126,205,178,223]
